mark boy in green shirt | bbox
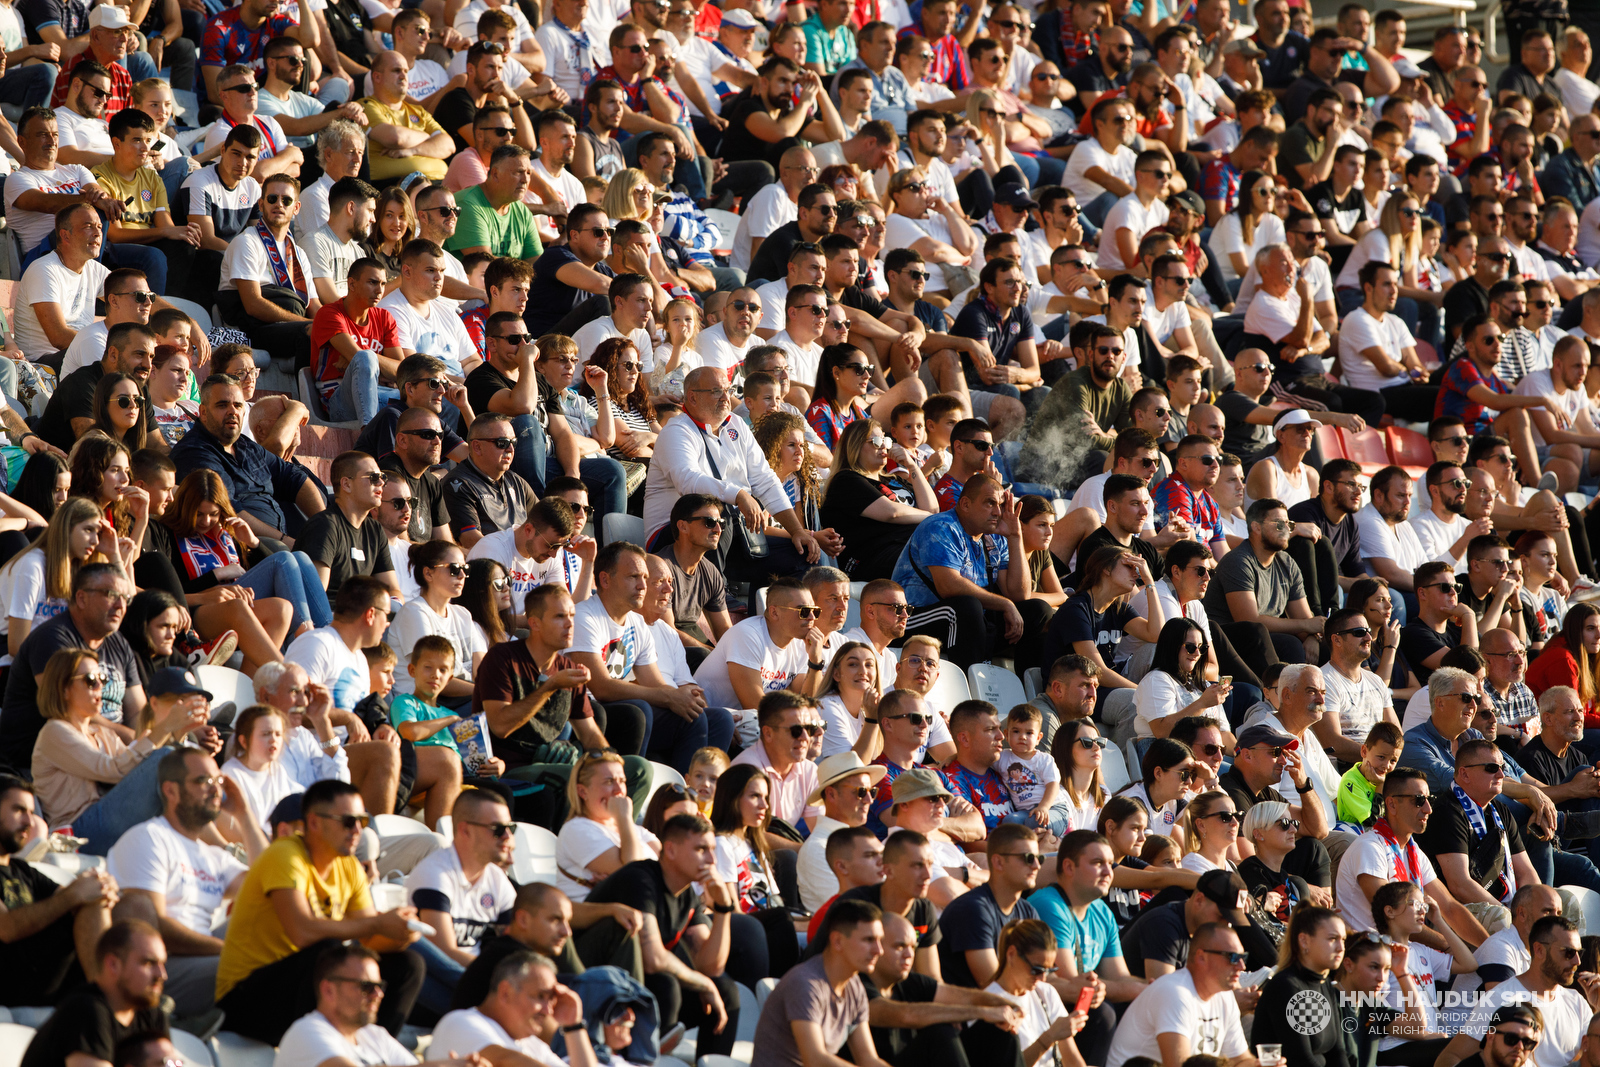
[390,635,504,825]
[1335,721,1404,831]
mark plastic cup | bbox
[1256,1046,1282,1067]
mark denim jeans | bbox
[0,63,54,110]
[73,745,175,854]
[408,934,466,1017]
[1002,803,1074,837]
[159,155,191,208]
[546,451,627,520]
[648,704,734,774]
[511,413,549,495]
[238,550,334,633]
[328,349,400,424]
[105,240,167,296]
[125,50,157,82]
[1081,190,1119,228]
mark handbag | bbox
[697,424,770,565]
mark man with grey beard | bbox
[108,747,266,1017]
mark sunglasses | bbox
[222,82,257,94]
[264,193,295,206]
[424,205,460,218]
[1193,743,1223,757]
[1390,794,1431,808]
[1199,811,1241,825]
[494,333,531,345]
[575,227,614,239]
[314,811,373,830]
[780,605,823,619]
[1334,626,1373,639]
[415,377,448,391]
[328,976,387,995]
[112,394,139,410]
[1199,948,1249,965]
[795,305,827,317]
[840,363,872,375]
[490,577,511,591]
[116,289,155,304]
[901,269,931,282]
[1466,761,1506,777]
[1276,818,1300,832]
[1028,962,1058,976]
[785,723,825,738]
[886,713,933,727]
[957,438,994,452]
[432,563,468,577]
[729,300,761,313]
[1000,852,1044,866]
[474,437,515,450]
[1182,642,1205,655]
[354,471,386,486]
[400,428,444,441]
[73,671,107,687]
[387,497,413,510]
[462,819,516,838]
[693,516,725,529]
[868,602,910,615]
[1496,1032,1539,1051]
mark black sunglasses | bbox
[494,333,531,345]
[462,819,516,838]
[729,299,761,313]
[432,562,468,577]
[785,723,825,738]
[112,394,139,409]
[474,437,515,450]
[313,811,372,830]
[400,428,444,441]
[886,713,933,727]
[957,438,994,452]
[693,516,725,529]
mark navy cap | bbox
[269,793,304,829]
[148,666,212,701]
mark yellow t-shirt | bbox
[90,164,169,230]
[358,96,449,182]
[215,835,374,999]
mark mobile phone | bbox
[153,140,166,152]
[1074,985,1095,1014]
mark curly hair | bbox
[754,410,822,509]
[588,335,655,424]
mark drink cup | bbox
[1256,1045,1282,1067]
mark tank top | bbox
[1244,454,1311,512]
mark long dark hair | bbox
[812,343,868,408]
[90,371,150,452]
[454,558,510,645]
[11,451,67,523]
[1561,602,1600,709]
[709,763,777,896]
[119,588,184,688]
[1279,904,1343,972]
[1151,617,1207,691]
[1235,168,1272,227]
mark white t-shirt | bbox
[4,162,98,254]
[0,548,63,655]
[1142,295,1192,345]
[377,291,476,377]
[217,225,317,295]
[567,595,658,683]
[296,173,335,241]
[285,626,372,712]
[733,183,797,274]
[59,320,109,379]
[1234,254,1333,318]
[649,615,694,688]
[222,757,307,833]
[571,316,655,373]
[987,978,1069,1054]
[1410,507,1470,571]
[1340,307,1416,391]
[533,18,594,99]
[883,211,957,293]
[1334,828,1437,932]
[1135,671,1223,737]
[1099,193,1169,271]
[1320,664,1392,745]
[1461,976,1591,1067]
[53,106,111,157]
[1241,283,1321,346]
[450,0,536,46]
[1118,577,1206,671]
[107,815,248,936]
[1062,137,1135,206]
[1355,502,1429,577]
[755,278,790,333]
[1209,211,1286,285]
[1377,940,1453,1051]
[1104,967,1248,1067]
[995,748,1058,810]
[404,843,517,951]
[818,693,865,759]
[1335,228,1398,289]
[694,321,757,375]
[273,1011,416,1067]
[384,598,487,694]
[691,615,807,710]
[305,225,365,300]
[13,251,110,360]
[465,527,540,602]
[390,539,421,602]
[770,330,823,391]
[430,1008,564,1067]
[533,158,585,215]
[1515,369,1589,449]
[554,816,660,902]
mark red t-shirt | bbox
[309,301,401,404]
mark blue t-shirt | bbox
[891,510,1012,608]
[937,885,1039,988]
[1027,885,1123,972]
[939,760,1014,830]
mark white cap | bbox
[720,8,759,29]
[1273,407,1316,432]
[90,6,134,30]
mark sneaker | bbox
[1538,470,1561,494]
[196,630,238,667]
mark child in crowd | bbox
[390,635,506,777]
[886,401,938,482]
[581,176,607,204]
[741,372,783,425]
[920,393,962,482]
[685,746,728,818]
[462,252,494,296]
[997,705,1072,838]
[354,642,398,734]
[1335,721,1403,831]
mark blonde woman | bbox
[817,640,881,759]
[555,750,660,903]
[0,496,101,660]
[33,647,208,853]
[1336,192,1430,314]
[818,417,935,580]
[882,168,977,297]
[1209,169,1286,285]
[603,168,678,293]
[1239,800,1334,908]
[965,87,1020,181]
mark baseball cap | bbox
[993,182,1039,212]
[90,6,133,30]
[1393,57,1425,80]
[147,666,213,701]
[720,8,759,29]
[1197,869,1252,927]
[1234,723,1297,752]
[268,793,304,832]
[1169,190,1204,216]
[1224,38,1266,59]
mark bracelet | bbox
[561,1023,587,1034]
[321,737,341,751]
[809,660,826,671]
[863,718,879,725]
[712,903,734,914]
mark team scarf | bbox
[1451,783,1515,902]
[255,220,307,303]
[1371,816,1424,884]
[221,113,282,156]
[176,531,241,582]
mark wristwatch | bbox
[808,660,827,671]
[1295,780,1314,794]
[561,1023,587,1034]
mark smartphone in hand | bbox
[1074,984,1095,1015]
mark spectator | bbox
[729,690,826,836]
[17,920,169,1067]
[935,822,1041,987]
[309,256,405,430]
[440,413,537,549]
[1204,497,1324,666]
[1062,98,1136,227]
[356,50,451,183]
[1045,543,1163,720]
[1402,560,1481,687]
[446,144,545,262]
[753,897,887,1066]
[35,316,152,461]
[296,451,399,601]
[0,562,147,777]
[145,347,198,447]
[525,203,619,338]
[377,239,479,383]
[819,418,936,580]
[94,107,196,299]
[1319,605,1402,764]
[655,494,733,659]
[214,173,318,372]
[12,201,113,366]
[711,762,788,919]
[4,105,123,267]
[306,178,378,311]
[198,64,302,182]
[584,813,740,1060]
[386,541,484,701]
[1152,435,1228,557]
[284,577,393,727]
[273,942,430,1067]
[431,949,599,1064]
[220,703,306,835]
[1419,737,1537,920]
[798,752,883,911]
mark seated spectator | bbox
[710,763,789,918]
[1440,915,1595,1067]
[147,348,199,447]
[935,822,1042,987]
[584,813,741,1059]
[17,921,170,1067]
[557,749,662,905]
[199,64,302,181]
[358,50,452,183]
[221,703,306,835]
[293,451,397,603]
[440,413,537,549]
[654,494,733,658]
[882,167,976,301]
[354,354,473,467]
[1203,497,1324,667]
[36,319,154,456]
[95,107,197,299]
[274,942,428,1067]
[431,949,599,1064]
[818,418,936,580]
[310,258,405,426]
[12,202,114,366]
[108,747,265,1017]
[378,239,479,382]
[51,61,115,170]
[446,144,546,263]
[306,177,379,309]
[0,496,109,657]
[1418,736,1535,926]
[215,173,319,372]
[525,204,619,338]
[1043,544,1163,720]
[214,778,426,1045]
[5,105,124,264]
[1135,618,1231,742]
[797,752,883,911]
[1062,97,1136,227]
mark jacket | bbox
[1539,147,1600,208]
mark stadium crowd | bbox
[6,0,1600,1065]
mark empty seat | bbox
[1385,426,1433,477]
[1314,423,1348,463]
[197,666,254,725]
[511,822,559,885]
[925,660,971,715]
[967,663,1026,712]
[1341,428,1392,474]
[170,1027,215,1067]
[602,513,646,549]
[1023,667,1043,700]
[208,1031,277,1067]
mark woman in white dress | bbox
[555,751,660,903]
[1135,618,1231,741]
[817,640,881,759]
[385,540,488,701]
[984,919,1087,1065]
[1209,169,1286,286]
[221,704,305,838]
[1055,719,1108,833]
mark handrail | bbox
[1482,0,1509,66]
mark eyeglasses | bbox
[1419,583,1458,595]
[473,437,515,450]
[414,377,448,391]
[1466,761,1506,777]
[223,82,257,94]
[86,588,130,605]
[1095,345,1125,356]
[264,194,295,206]
[1481,252,1511,263]
[387,498,413,511]
[327,976,387,996]
[1486,649,1527,660]
[785,723,825,738]
[693,516,725,530]
[1136,457,1158,469]
[903,654,935,669]
[1390,794,1431,808]
[72,671,107,688]
[187,774,226,788]
[1399,207,1420,218]
[1162,276,1192,287]
[886,713,933,727]
[999,852,1044,866]
[275,55,307,68]
[462,819,515,838]
[779,605,822,619]
[1334,626,1372,639]
[1199,949,1249,965]
[957,438,994,452]
[1531,299,1553,309]
[1198,810,1241,825]
[493,333,531,345]
[313,811,373,829]
[431,562,468,578]
[867,602,910,616]
[400,428,444,441]
[729,300,761,313]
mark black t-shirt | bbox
[294,506,393,601]
[1119,899,1189,977]
[440,461,535,541]
[526,247,615,336]
[451,933,584,1010]
[837,884,941,949]
[840,285,888,320]
[1216,387,1273,463]
[746,219,803,286]
[1443,277,1490,346]
[0,613,142,771]
[819,471,917,579]
[1041,591,1139,676]
[1400,620,1458,686]
[1516,736,1590,811]
[1286,498,1362,578]
[36,362,104,454]
[1218,764,1286,815]
[433,87,480,153]
[1105,855,1148,926]
[587,860,708,964]
[0,858,56,912]
[1416,792,1525,895]
[18,983,167,1067]
[1066,526,1159,591]
[1306,180,1367,237]
[465,360,547,437]
[1236,855,1313,919]
[863,971,939,1059]
[378,454,451,544]
[1257,30,1309,90]
[353,399,467,462]
[719,87,777,165]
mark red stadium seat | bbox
[1315,422,1348,462]
[1342,428,1392,474]
[1416,340,1440,370]
[1386,426,1433,478]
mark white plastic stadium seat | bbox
[754,977,776,1016]
[698,1057,743,1067]
[925,660,971,716]
[735,983,758,1041]
[511,822,559,885]
[197,665,256,726]
[1562,885,1600,937]
[1099,739,1131,794]
[0,1024,33,1067]
[1023,668,1043,701]
[641,762,687,818]
[372,813,433,838]
[753,587,767,616]
[208,1031,277,1067]
[844,598,860,633]
[297,367,361,430]
[435,816,453,839]
[967,663,1025,714]
[162,296,213,334]
[601,512,645,549]
[170,1026,216,1067]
